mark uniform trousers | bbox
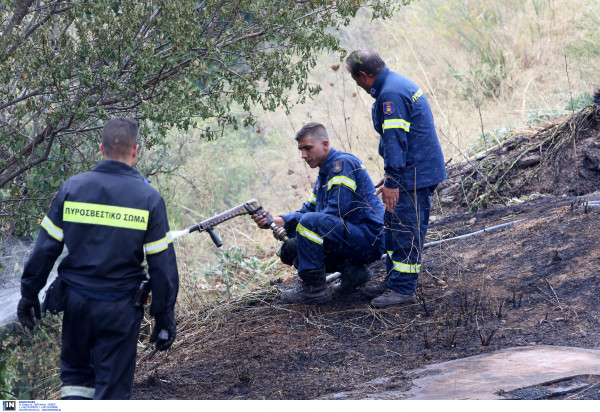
[385,186,436,295]
[280,212,383,284]
[61,286,143,400]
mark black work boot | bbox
[362,281,388,298]
[332,261,373,294]
[370,289,416,308]
[281,268,331,304]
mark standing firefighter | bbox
[17,117,179,399]
[346,50,447,308]
[252,122,385,304]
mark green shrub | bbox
[0,317,62,400]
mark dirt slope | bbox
[435,104,600,213]
[132,104,600,400]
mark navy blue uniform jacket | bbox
[371,67,447,191]
[20,160,178,316]
[280,148,384,239]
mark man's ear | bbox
[100,143,107,159]
[358,71,368,80]
[131,144,139,164]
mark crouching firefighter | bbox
[252,122,384,304]
[17,117,179,400]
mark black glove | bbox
[278,238,298,267]
[150,310,176,351]
[17,296,41,329]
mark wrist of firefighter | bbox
[383,176,400,190]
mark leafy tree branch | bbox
[0,0,406,234]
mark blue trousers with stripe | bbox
[291,212,383,283]
[385,186,436,295]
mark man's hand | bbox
[17,296,41,329]
[251,209,284,229]
[150,310,176,351]
[374,178,399,212]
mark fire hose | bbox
[171,201,524,284]
[325,218,526,283]
[145,200,285,348]
[170,199,288,246]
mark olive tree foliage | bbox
[0,0,407,235]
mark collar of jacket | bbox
[318,147,340,176]
[370,66,390,99]
[93,159,145,180]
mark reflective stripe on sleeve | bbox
[308,193,317,205]
[327,175,357,191]
[144,231,172,255]
[297,223,323,245]
[387,251,421,274]
[63,201,149,231]
[382,118,410,132]
[412,89,423,102]
[61,385,95,399]
[41,215,64,242]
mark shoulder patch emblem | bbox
[332,160,343,174]
[383,101,395,115]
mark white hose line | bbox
[325,272,341,283]
[423,219,526,249]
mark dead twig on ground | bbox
[544,277,563,311]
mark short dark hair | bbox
[295,122,329,142]
[102,117,138,158]
[345,50,386,77]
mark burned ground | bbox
[133,105,600,400]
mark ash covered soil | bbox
[133,105,600,400]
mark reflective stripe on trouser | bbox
[384,186,435,295]
[293,212,383,283]
[61,286,143,400]
[61,385,95,399]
